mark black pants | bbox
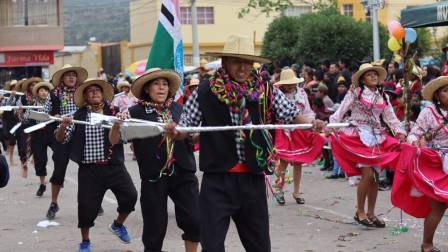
[200,173,270,252]
[49,141,71,186]
[15,129,28,163]
[77,163,137,228]
[141,170,200,252]
[30,129,54,177]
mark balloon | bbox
[405,28,417,43]
[392,25,405,40]
[388,20,401,34]
[388,37,401,52]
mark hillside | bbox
[64,0,130,45]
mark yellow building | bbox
[128,0,312,66]
[337,0,446,37]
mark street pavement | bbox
[1,146,447,252]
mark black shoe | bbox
[378,184,391,191]
[36,184,46,197]
[46,202,59,220]
[320,166,329,171]
[98,206,104,216]
[338,173,346,178]
[326,174,339,179]
[274,192,285,205]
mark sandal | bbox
[292,194,305,204]
[368,215,386,228]
[354,212,374,227]
[274,192,285,205]
[421,245,441,252]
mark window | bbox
[283,6,312,17]
[180,7,214,25]
[0,0,59,27]
[342,4,353,17]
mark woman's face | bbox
[361,70,379,88]
[422,66,428,77]
[28,82,37,92]
[144,78,169,104]
[62,71,77,87]
[121,86,130,93]
[281,84,297,94]
[436,85,448,107]
[37,87,49,100]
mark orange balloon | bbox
[392,26,405,40]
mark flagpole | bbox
[191,0,200,67]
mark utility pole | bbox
[191,0,200,67]
[360,0,385,61]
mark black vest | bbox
[69,106,124,165]
[129,103,196,180]
[197,80,275,174]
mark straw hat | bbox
[205,35,271,64]
[131,68,180,100]
[422,76,448,101]
[412,65,423,79]
[22,77,43,92]
[74,78,114,107]
[185,78,200,87]
[317,83,328,93]
[273,68,304,86]
[32,82,54,97]
[116,80,131,91]
[51,64,88,86]
[15,79,26,92]
[4,80,16,91]
[352,63,387,86]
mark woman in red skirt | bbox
[273,68,325,205]
[329,63,406,228]
[392,76,448,252]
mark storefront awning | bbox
[401,1,448,28]
[0,45,63,52]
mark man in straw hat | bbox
[118,68,200,252]
[391,76,448,252]
[410,65,423,94]
[112,80,138,113]
[18,82,59,197]
[56,78,137,252]
[46,64,88,220]
[165,35,323,251]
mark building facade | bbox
[0,0,64,84]
[128,0,312,66]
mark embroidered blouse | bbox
[285,86,315,121]
[330,87,405,144]
[408,104,448,147]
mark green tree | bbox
[262,9,391,66]
[238,0,337,18]
[407,28,433,58]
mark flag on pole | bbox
[146,0,184,101]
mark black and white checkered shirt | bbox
[1,95,20,106]
[179,86,300,162]
[56,89,78,115]
[63,112,107,164]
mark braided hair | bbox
[357,80,389,105]
[433,96,448,125]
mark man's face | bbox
[329,64,338,74]
[84,85,103,105]
[62,71,78,87]
[223,57,253,83]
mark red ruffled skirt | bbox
[274,129,325,164]
[392,144,448,218]
[329,132,401,177]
